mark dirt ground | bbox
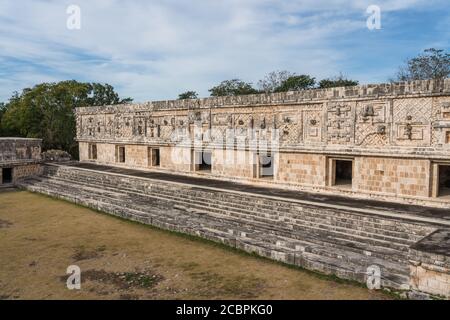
[0,190,392,300]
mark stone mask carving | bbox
[362,105,375,120]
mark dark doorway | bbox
[117,146,126,163]
[149,148,160,167]
[2,168,13,184]
[89,144,97,160]
[335,160,353,186]
[198,152,212,171]
[438,165,450,197]
[260,155,274,178]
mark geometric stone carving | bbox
[303,109,321,143]
[397,124,425,140]
[355,101,388,146]
[74,84,450,151]
[326,103,354,144]
[393,98,432,146]
[357,102,386,124]
[393,98,432,125]
[355,123,388,146]
[442,102,450,119]
[278,111,301,144]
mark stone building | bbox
[0,138,42,186]
[75,79,450,208]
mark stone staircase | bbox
[18,164,444,291]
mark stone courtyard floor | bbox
[0,190,392,300]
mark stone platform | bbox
[18,162,450,298]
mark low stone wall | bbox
[0,138,42,162]
[0,138,43,185]
[13,164,43,182]
[409,230,450,298]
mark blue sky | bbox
[0,0,449,103]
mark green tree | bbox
[87,83,133,105]
[396,48,450,81]
[274,75,316,92]
[258,70,295,93]
[0,81,132,158]
[178,91,198,99]
[209,79,259,97]
[0,102,6,136]
[319,74,359,88]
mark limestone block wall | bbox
[79,142,89,161]
[212,149,253,178]
[124,145,148,168]
[97,143,116,164]
[410,264,450,297]
[277,153,326,186]
[160,146,192,172]
[354,157,430,197]
[13,164,42,182]
[409,230,450,298]
[78,141,449,207]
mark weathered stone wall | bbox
[410,264,450,297]
[277,153,326,186]
[79,142,90,161]
[355,158,430,197]
[12,164,43,182]
[409,230,450,298]
[124,145,148,168]
[160,146,191,172]
[0,138,42,163]
[212,149,253,178]
[75,79,450,157]
[97,143,116,164]
[0,138,42,185]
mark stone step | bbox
[45,172,425,244]
[21,179,411,289]
[43,170,432,241]
[144,186,421,243]
[43,167,433,238]
[22,178,412,264]
[33,175,415,251]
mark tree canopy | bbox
[178,91,199,99]
[0,80,131,158]
[208,72,358,96]
[209,79,259,97]
[0,102,6,136]
[396,48,450,81]
[257,70,295,93]
[274,75,316,92]
[318,74,359,88]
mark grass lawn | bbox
[0,190,392,300]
